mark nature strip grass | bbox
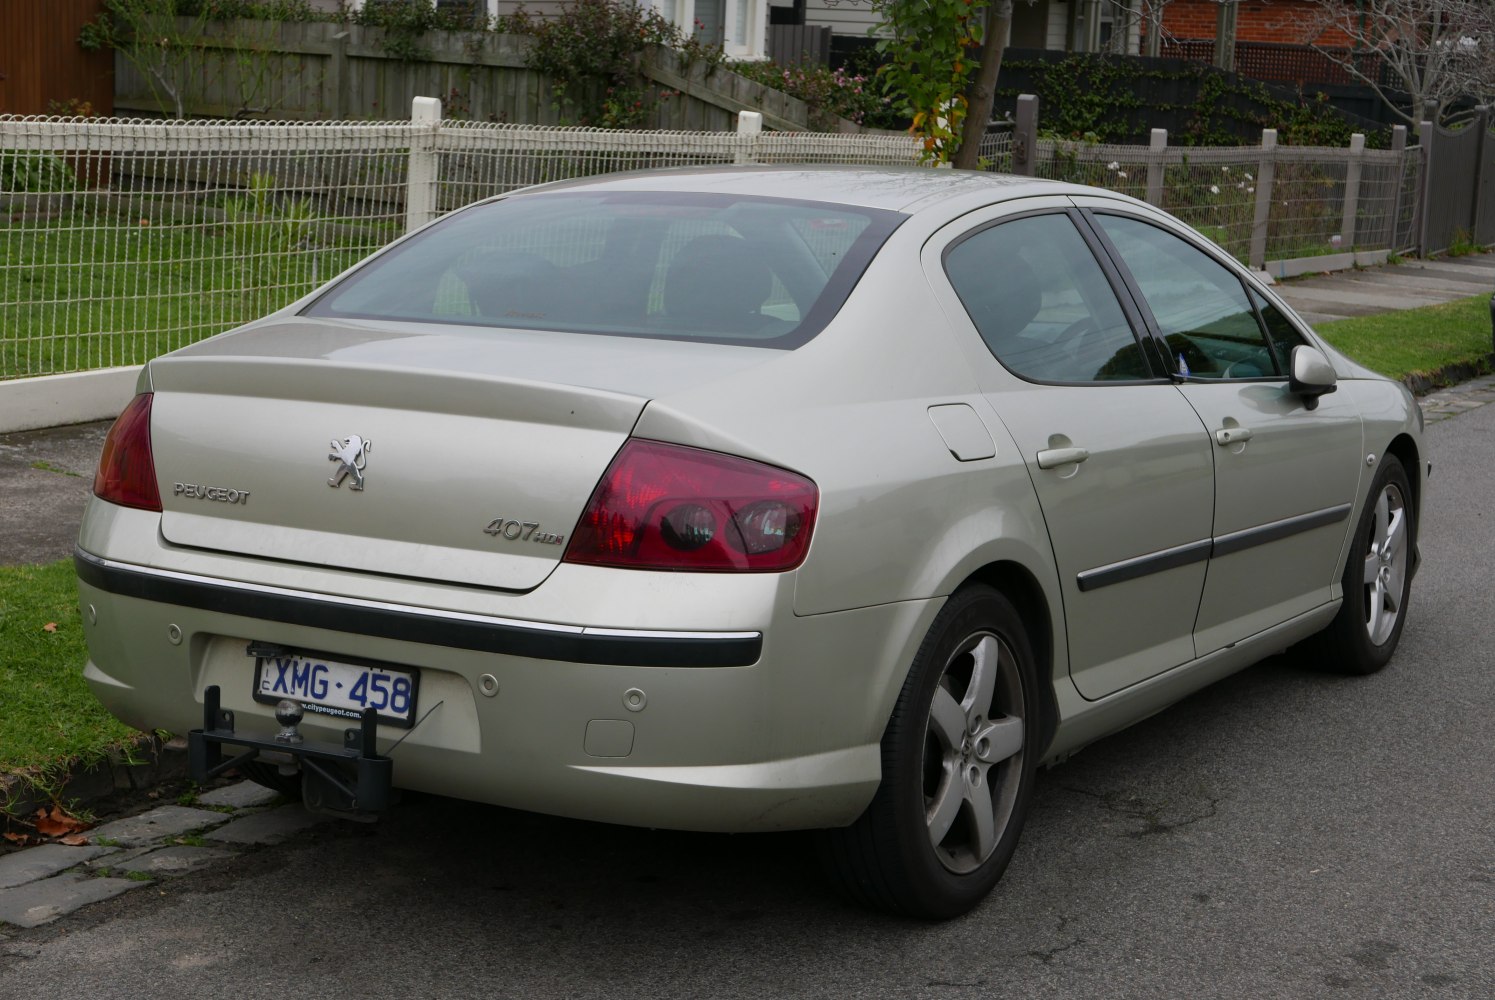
[0,560,136,778]
[1314,291,1494,383]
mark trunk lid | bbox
[148,319,775,590]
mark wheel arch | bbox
[1384,432,1422,523]
[962,560,1061,760]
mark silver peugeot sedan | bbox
[77,167,1422,918]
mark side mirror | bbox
[1289,345,1338,410]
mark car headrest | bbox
[663,235,773,331]
[949,251,1043,352]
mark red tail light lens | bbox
[564,440,818,572]
[94,393,162,512]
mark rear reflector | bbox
[564,440,817,572]
[94,393,162,512]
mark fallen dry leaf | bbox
[33,805,91,837]
[2,830,31,844]
[59,833,90,847]
[42,622,58,633]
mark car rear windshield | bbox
[304,190,905,349]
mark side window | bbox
[1094,214,1276,380]
[1251,289,1311,374]
[944,213,1150,382]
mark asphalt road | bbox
[1,405,1492,998]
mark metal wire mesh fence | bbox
[1031,136,1421,267]
[1,114,923,380]
[0,109,1432,382]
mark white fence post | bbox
[406,96,442,233]
[1340,132,1365,249]
[1145,128,1167,207]
[735,110,763,165]
[1249,128,1277,269]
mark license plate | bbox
[252,650,419,728]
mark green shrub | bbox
[729,60,898,131]
[0,153,78,194]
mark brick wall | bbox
[1156,0,1354,48]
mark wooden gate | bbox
[0,0,114,116]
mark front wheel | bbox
[1304,459,1415,675]
[821,585,1040,919]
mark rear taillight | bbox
[93,393,161,512]
[564,440,817,572]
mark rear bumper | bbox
[75,522,939,832]
[76,549,761,669]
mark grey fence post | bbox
[405,96,442,234]
[1417,118,1435,256]
[1145,128,1167,206]
[1012,94,1038,176]
[1340,132,1365,249]
[1249,128,1277,270]
[327,29,351,119]
[735,110,763,165]
[1388,124,1408,250]
[1469,106,1490,245]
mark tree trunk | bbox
[952,0,1014,171]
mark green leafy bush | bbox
[729,60,897,131]
[0,153,78,194]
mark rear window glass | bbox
[305,191,904,348]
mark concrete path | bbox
[1273,253,1495,326]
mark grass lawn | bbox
[1314,291,1493,382]
[0,560,137,778]
[0,204,393,378]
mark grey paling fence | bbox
[1025,127,1421,269]
[0,108,921,380]
[1419,118,1481,255]
[1477,126,1495,246]
[111,20,829,133]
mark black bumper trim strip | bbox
[74,549,761,668]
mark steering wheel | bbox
[1054,316,1099,346]
[1221,348,1273,380]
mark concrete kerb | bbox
[0,368,141,435]
[0,734,188,832]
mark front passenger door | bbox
[1086,208,1365,654]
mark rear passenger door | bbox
[925,200,1216,700]
[1082,205,1365,655]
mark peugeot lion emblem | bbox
[328,435,371,490]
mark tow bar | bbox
[188,684,394,812]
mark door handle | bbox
[1214,426,1253,446]
[1036,446,1090,470]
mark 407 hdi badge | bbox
[484,518,564,545]
[328,435,371,490]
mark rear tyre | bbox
[821,585,1040,919]
[237,760,304,800]
[1303,459,1415,675]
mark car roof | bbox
[507,164,1096,214]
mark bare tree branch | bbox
[1288,0,1493,125]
